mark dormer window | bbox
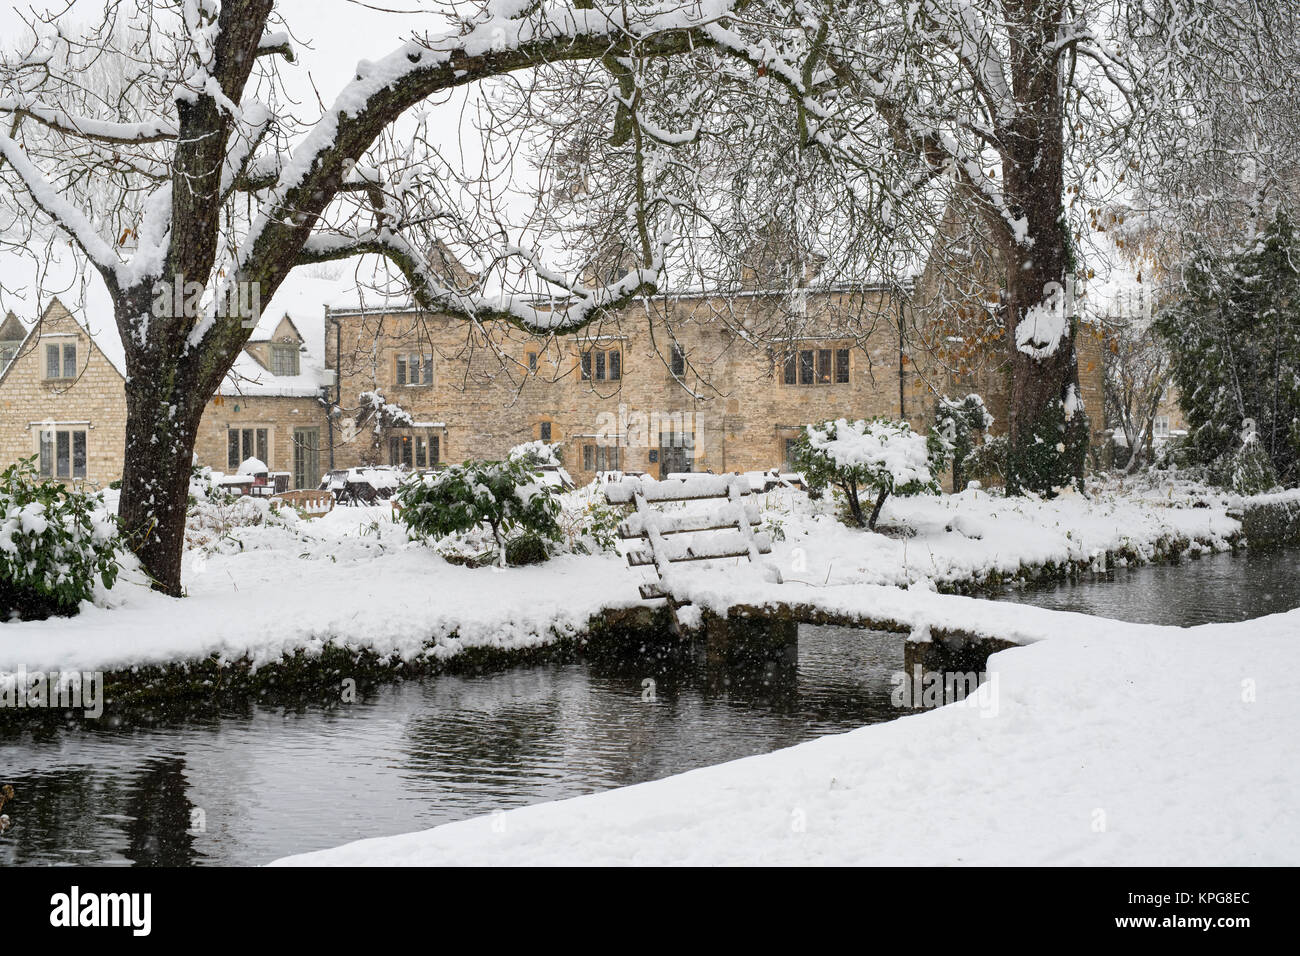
[271,343,300,377]
[44,342,77,380]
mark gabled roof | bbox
[0,297,126,390]
[0,311,25,342]
[217,273,356,398]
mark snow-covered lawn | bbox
[0,505,635,677]
[763,482,1239,591]
[0,480,1245,677]
[272,604,1300,866]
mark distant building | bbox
[0,234,1107,488]
[0,286,334,488]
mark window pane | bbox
[608,349,621,381]
[403,437,413,467]
[256,429,268,466]
[389,437,400,464]
[583,445,594,470]
[272,345,298,376]
[595,351,606,380]
[581,351,591,380]
[63,344,77,378]
[56,430,70,478]
[835,349,850,384]
[242,429,253,463]
[422,355,433,385]
[527,352,538,373]
[799,350,814,385]
[415,437,426,468]
[672,345,685,377]
[817,349,832,383]
[46,344,60,378]
[228,431,240,471]
[72,431,87,478]
[540,422,552,441]
[39,430,53,476]
[396,355,407,385]
[783,352,796,385]
[431,436,440,464]
[611,446,620,471]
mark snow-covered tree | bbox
[1124,0,1300,260]
[354,390,414,466]
[935,394,994,491]
[1102,315,1172,473]
[0,0,807,594]
[794,417,946,530]
[1156,211,1300,486]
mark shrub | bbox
[556,489,622,555]
[1226,434,1280,496]
[934,394,994,491]
[396,445,562,565]
[965,434,1008,487]
[793,418,947,530]
[0,458,121,620]
[504,532,550,566]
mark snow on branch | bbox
[0,98,179,144]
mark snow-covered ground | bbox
[0,479,1244,676]
[761,481,1239,591]
[273,604,1300,866]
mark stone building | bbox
[323,280,1107,484]
[0,249,1108,489]
[0,300,129,485]
[0,278,338,489]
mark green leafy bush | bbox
[1156,211,1300,485]
[0,458,122,620]
[793,418,947,530]
[934,394,994,491]
[965,434,1008,487]
[395,446,561,565]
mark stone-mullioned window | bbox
[38,428,87,479]
[782,347,850,386]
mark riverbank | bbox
[273,604,1300,866]
[0,481,1251,707]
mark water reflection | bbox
[2,548,1295,866]
[996,547,1300,625]
[1,624,902,866]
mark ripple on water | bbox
[3,548,1296,865]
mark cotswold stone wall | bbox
[194,394,327,484]
[0,301,128,487]
[328,289,939,483]
[0,285,1109,491]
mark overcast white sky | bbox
[0,1,510,325]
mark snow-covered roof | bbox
[0,247,362,398]
[219,272,357,398]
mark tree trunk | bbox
[1001,0,1089,496]
[842,478,865,527]
[115,291,209,597]
[867,487,890,531]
